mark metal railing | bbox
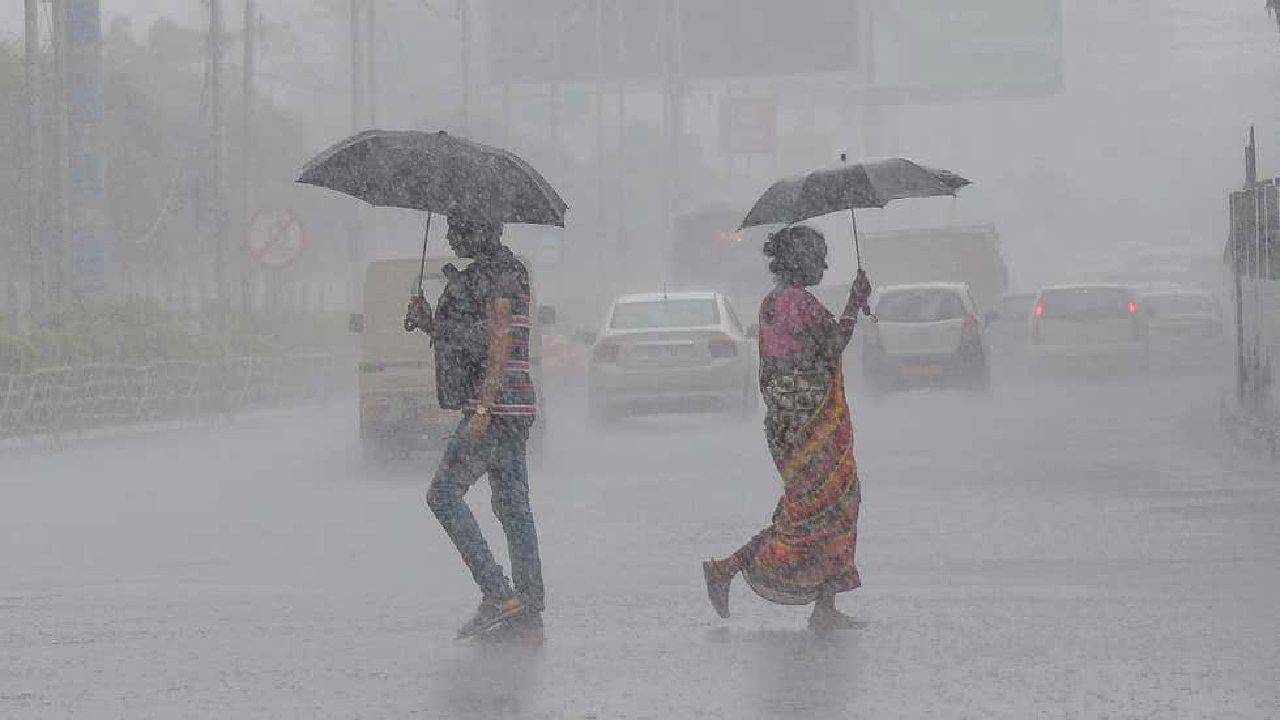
[0,354,352,445]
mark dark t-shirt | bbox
[433,247,536,420]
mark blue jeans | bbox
[426,416,544,612]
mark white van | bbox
[350,258,550,462]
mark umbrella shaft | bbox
[417,212,433,296]
[850,210,863,270]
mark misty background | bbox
[1,0,1278,348]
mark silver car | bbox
[587,291,757,420]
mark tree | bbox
[1271,0,1280,34]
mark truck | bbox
[814,224,1009,316]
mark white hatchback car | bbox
[1028,284,1148,374]
[861,282,990,392]
[587,291,757,420]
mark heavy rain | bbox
[2,1,1279,717]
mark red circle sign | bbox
[246,208,307,268]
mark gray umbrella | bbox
[740,155,970,269]
[298,129,568,299]
[297,129,568,226]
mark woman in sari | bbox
[702,224,872,630]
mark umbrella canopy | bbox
[740,157,970,229]
[297,129,568,227]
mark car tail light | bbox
[1031,304,1043,344]
[592,342,619,363]
[1034,303,1044,318]
[1128,301,1138,315]
[708,334,738,359]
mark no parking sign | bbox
[245,208,307,268]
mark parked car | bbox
[1028,284,1147,376]
[861,282,990,393]
[587,291,757,420]
[1138,289,1226,370]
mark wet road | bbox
[2,371,1278,718]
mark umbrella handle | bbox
[417,212,433,297]
[850,209,863,271]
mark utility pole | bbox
[661,0,685,233]
[350,0,363,132]
[209,0,226,306]
[367,0,377,126]
[24,0,44,320]
[460,0,472,132]
[594,0,606,240]
[614,0,628,294]
[241,0,256,313]
[348,0,366,314]
[51,0,70,306]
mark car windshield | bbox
[610,299,720,329]
[1039,288,1131,319]
[875,290,966,323]
[1144,294,1216,317]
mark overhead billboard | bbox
[870,0,1062,101]
[485,0,861,84]
[485,0,1062,101]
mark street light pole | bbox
[460,0,471,132]
[209,0,227,305]
[24,0,44,319]
[241,0,256,313]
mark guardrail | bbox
[0,354,352,445]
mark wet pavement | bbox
[2,370,1278,718]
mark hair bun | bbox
[762,234,780,257]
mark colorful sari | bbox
[740,287,861,605]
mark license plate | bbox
[640,345,692,361]
[900,364,944,377]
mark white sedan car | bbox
[1028,284,1148,375]
[587,291,757,420]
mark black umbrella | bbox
[740,155,970,270]
[297,129,568,295]
[298,129,567,224]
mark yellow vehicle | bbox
[350,257,550,463]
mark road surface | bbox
[2,371,1278,718]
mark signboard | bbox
[246,209,307,268]
[485,0,1062,101]
[719,97,777,155]
[486,0,860,84]
[870,0,1063,101]
[1230,183,1279,279]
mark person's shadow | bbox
[417,635,545,718]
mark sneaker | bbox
[702,560,732,619]
[455,596,526,639]
[478,611,544,645]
